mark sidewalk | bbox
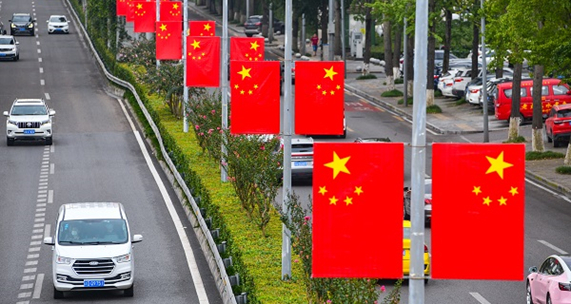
[187,3,571,200]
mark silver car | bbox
[403,179,432,225]
[0,35,19,61]
[4,98,55,145]
[47,15,70,34]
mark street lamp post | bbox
[481,0,489,142]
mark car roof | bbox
[13,98,45,105]
[291,137,313,145]
[61,202,125,220]
[0,35,15,39]
[12,13,31,17]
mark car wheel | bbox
[553,137,559,148]
[53,287,64,299]
[519,113,525,126]
[404,198,410,220]
[7,137,14,146]
[45,137,53,146]
[545,128,552,143]
[526,282,534,304]
[124,285,134,297]
[246,33,253,37]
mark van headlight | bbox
[114,253,131,263]
[40,119,50,126]
[56,255,73,265]
[8,120,18,126]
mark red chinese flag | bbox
[312,142,404,278]
[189,21,216,36]
[186,37,220,87]
[431,143,525,280]
[295,61,345,136]
[126,0,136,22]
[160,1,182,21]
[117,0,128,16]
[156,21,182,60]
[230,61,280,134]
[230,37,265,61]
[133,1,156,33]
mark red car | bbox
[545,104,571,147]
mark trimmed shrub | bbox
[427,105,442,113]
[556,166,571,174]
[357,74,378,80]
[526,151,565,160]
[504,136,527,144]
[381,89,404,97]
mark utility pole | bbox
[301,14,305,55]
[156,0,160,68]
[221,0,229,182]
[409,0,428,303]
[341,2,346,77]
[328,0,334,60]
[183,0,189,133]
[403,15,408,107]
[481,0,489,142]
[269,3,273,44]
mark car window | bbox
[58,219,128,245]
[539,258,553,275]
[530,86,549,96]
[503,88,527,98]
[291,144,313,153]
[0,37,14,44]
[49,16,67,22]
[553,85,569,95]
[12,16,30,22]
[11,105,47,115]
[557,109,571,118]
[551,258,563,275]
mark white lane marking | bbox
[538,240,568,255]
[39,178,48,182]
[50,163,54,174]
[34,218,44,223]
[31,235,43,240]
[27,254,39,259]
[50,145,54,153]
[23,268,37,274]
[18,292,31,298]
[48,190,53,204]
[28,247,40,252]
[469,292,492,304]
[20,283,33,289]
[37,194,47,198]
[38,58,42,63]
[25,261,38,266]
[36,208,46,213]
[117,98,210,304]
[525,179,571,203]
[32,273,44,299]
[32,229,43,234]
[33,223,43,228]
[37,199,47,203]
[16,301,30,304]
[36,41,40,46]
[44,93,50,100]
[40,79,45,86]
[39,186,47,190]
[38,189,47,193]
[37,203,46,208]
[22,275,35,281]
[44,224,51,239]
[39,67,43,74]
[37,49,41,54]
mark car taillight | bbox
[433,75,438,79]
[446,83,453,86]
[470,89,480,94]
[424,245,428,253]
[454,78,463,82]
[255,22,261,26]
[424,199,432,205]
[554,121,563,124]
[558,282,571,291]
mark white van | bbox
[44,202,142,299]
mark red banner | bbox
[117,0,128,16]
[189,20,216,36]
[312,142,404,278]
[160,1,182,21]
[186,36,220,87]
[230,37,265,61]
[133,1,156,33]
[155,21,182,60]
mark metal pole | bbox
[221,0,229,182]
[403,16,408,107]
[269,3,273,44]
[281,0,293,280]
[341,1,346,78]
[83,0,87,33]
[183,0,189,133]
[409,0,427,303]
[328,0,334,61]
[246,0,249,19]
[301,14,305,55]
[481,0,488,142]
[156,0,160,69]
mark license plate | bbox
[23,130,35,134]
[0,53,5,57]
[19,28,26,31]
[83,279,105,287]
[294,162,307,167]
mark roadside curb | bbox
[525,169,571,200]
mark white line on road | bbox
[44,224,51,239]
[38,58,42,63]
[50,145,54,153]
[538,240,568,255]
[32,273,44,299]
[44,93,50,100]
[37,49,41,54]
[48,190,53,204]
[39,67,43,73]
[36,41,40,46]
[50,163,54,174]
[470,292,492,304]
[525,179,571,203]
[116,98,210,303]
[40,79,45,86]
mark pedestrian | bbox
[311,33,319,56]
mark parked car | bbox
[354,137,391,143]
[403,179,432,225]
[479,77,514,110]
[272,18,285,34]
[527,255,571,304]
[493,78,571,122]
[9,13,35,36]
[244,15,262,37]
[403,220,431,281]
[47,15,70,34]
[44,202,142,299]
[4,98,55,145]
[434,50,458,67]
[0,34,19,61]
[545,104,571,147]
[465,74,498,105]
[440,68,468,98]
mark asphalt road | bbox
[0,1,222,303]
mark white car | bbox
[4,98,55,146]
[43,202,143,299]
[47,15,69,34]
[0,34,19,61]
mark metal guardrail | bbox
[65,1,237,303]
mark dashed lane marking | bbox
[38,58,42,63]
[39,67,43,74]
[469,292,492,304]
[40,79,45,86]
[44,93,50,100]
[48,190,53,204]
[32,274,44,299]
[538,240,568,255]
[44,224,51,239]
[50,164,54,174]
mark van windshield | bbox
[58,219,128,245]
[504,88,527,98]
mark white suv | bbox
[43,202,143,299]
[4,98,55,146]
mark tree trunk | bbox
[392,23,402,79]
[321,0,328,44]
[426,0,435,106]
[406,32,414,94]
[363,9,372,75]
[471,21,479,80]
[261,0,269,37]
[531,64,545,151]
[384,20,394,91]
[293,16,299,52]
[334,0,342,56]
[443,9,452,73]
[565,143,571,166]
[507,62,523,141]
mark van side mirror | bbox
[44,237,55,245]
[49,109,56,116]
[132,234,143,243]
[3,111,9,117]
[528,266,538,274]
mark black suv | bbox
[9,13,35,36]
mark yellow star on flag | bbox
[317,84,321,90]
[137,3,143,9]
[203,23,211,31]
[498,196,507,206]
[319,186,327,195]
[324,151,350,179]
[472,186,482,195]
[344,197,353,206]
[250,41,260,51]
[254,84,259,89]
[237,66,252,80]
[509,187,518,196]
[329,196,338,205]
[234,84,239,89]
[172,3,179,9]
[191,40,201,49]
[323,66,338,81]
[354,186,363,195]
[483,196,491,206]
[486,151,513,179]
[160,23,167,31]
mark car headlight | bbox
[56,255,73,265]
[8,120,18,126]
[28,23,34,28]
[40,119,50,126]
[114,253,131,263]
[11,24,16,28]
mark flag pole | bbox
[409,0,427,303]
[156,0,160,69]
[183,0,189,133]
[220,0,229,182]
[281,0,293,280]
